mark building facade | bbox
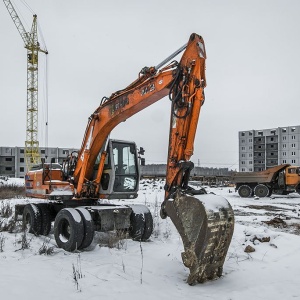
[0,146,77,178]
[239,125,300,172]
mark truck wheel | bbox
[254,184,269,198]
[37,203,52,236]
[238,185,252,198]
[268,188,273,197]
[75,208,94,249]
[23,204,42,235]
[54,208,84,252]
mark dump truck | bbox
[232,164,300,197]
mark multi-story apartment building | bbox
[0,146,77,178]
[239,125,300,172]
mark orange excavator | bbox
[21,33,234,285]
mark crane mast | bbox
[3,0,48,171]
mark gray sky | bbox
[1,0,300,170]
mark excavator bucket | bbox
[164,190,234,285]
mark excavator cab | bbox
[98,139,140,199]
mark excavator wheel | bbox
[54,208,84,252]
[75,207,95,249]
[128,205,153,241]
[164,190,234,285]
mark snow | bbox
[0,179,300,299]
[64,208,82,223]
[194,193,232,212]
[76,207,92,222]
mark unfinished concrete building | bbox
[239,125,300,172]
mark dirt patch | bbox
[245,205,287,211]
[0,185,25,199]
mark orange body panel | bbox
[25,168,74,199]
[285,166,300,186]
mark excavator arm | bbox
[73,33,206,200]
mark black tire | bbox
[254,184,269,198]
[142,210,153,241]
[37,203,52,236]
[75,208,94,249]
[268,188,273,197]
[238,185,252,198]
[54,208,84,252]
[23,204,42,235]
[129,205,153,241]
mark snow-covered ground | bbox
[0,179,300,300]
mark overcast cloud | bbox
[1,0,300,170]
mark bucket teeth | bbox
[164,190,234,285]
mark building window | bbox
[292,135,296,140]
[249,132,253,136]
[241,161,245,165]
[283,136,287,140]
[20,167,24,172]
[5,167,12,171]
[20,158,24,163]
[41,149,45,154]
[270,130,276,135]
[242,154,245,157]
[242,147,245,150]
[241,139,245,143]
[258,131,263,136]
[249,154,252,157]
[282,128,286,133]
[249,161,252,164]
[241,132,245,136]
[292,151,296,156]
[242,168,245,171]
[292,159,296,164]
[249,146,252,150]
[283,160,287,163]
[20,149,24,154]
[249,168,253,171]
[5,157,12,162]
[291,128,296,132]
[270,137,274,141]
[249,139,252,142]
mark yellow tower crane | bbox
[3,0,48,171]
